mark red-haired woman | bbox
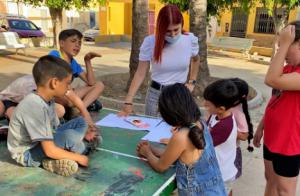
[119,4,200,117]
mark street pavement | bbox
[0,42,299,195]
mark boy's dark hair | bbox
[230,78,254,152]
[289,21,300,42]
[203,79,239,110]
[159,83,205,150]
[32,55,72,86]
[59,29,83,41]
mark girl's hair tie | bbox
[189,123,197,129]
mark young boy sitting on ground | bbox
[48,29,104,112]
[0,75,98,137]
[7,55,98,176]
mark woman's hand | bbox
[117,103,134,117]
[185,83,195,92]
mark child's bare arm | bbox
[237,132,248,141]
[149,144,164,157]
[137,133,185,173]
[253,117,264,148]
[41,140,88,166]
[79,52,101,86]
[265,25,300,90]
[64,90,94,126]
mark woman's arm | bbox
[118,61,150,116]
[186,55,200,92]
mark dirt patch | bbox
[100,73,257,108]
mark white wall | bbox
[4,0,99,35]
[207,16,218,42]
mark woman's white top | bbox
[139,33,199,85]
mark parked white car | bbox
[83,26,99,41]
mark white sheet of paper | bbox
[95,113,162,131]
[142,122,172,142]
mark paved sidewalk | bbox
[0,42,299,195]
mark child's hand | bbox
[253,126,263,148]
[84,52,102,62]
[84,129,98,142]
[279,25,295,48]
[136,141,150,157]
[77,155,89,167]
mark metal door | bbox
[230,8,248,38]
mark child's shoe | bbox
[42,159,78,176]
[87,100,102,112]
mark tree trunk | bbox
[270,6,289,59]
[126,0,149,90]
[49,8,63,48]
[189,0,210,92]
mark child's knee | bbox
[0,101,5,117]
[5,107,16,119]
[94,81,105,93]
[55,103,66,118]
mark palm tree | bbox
[127,0,149,89]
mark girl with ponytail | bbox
[136,83,226,196]
[229,78,254,180]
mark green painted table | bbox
[0,109,176,195]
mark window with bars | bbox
[254,8,287,34]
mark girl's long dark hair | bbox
[230,78,254,152]
[159,83,205,149]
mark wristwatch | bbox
[188,79,197,85]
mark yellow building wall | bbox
[216,9,232,37]
[218,6,298,38]
[0,2,7,13]
[99,6,108,35]
[215,5,299,55]
[124,3,132,35]
[107,2,125,34]
[99,0,191,36]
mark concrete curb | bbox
[99,86,264,114]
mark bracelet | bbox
[124,102,133,105]
[188,80,197,85]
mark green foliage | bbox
[159,0,189,11]
[19,0,106,10]
[261,0,299,16]
[160,0,256,17]
[159,0,299,18]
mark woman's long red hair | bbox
[154,4,183,63]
